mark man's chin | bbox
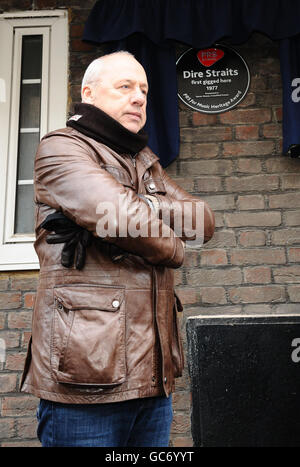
[122,122,142,134]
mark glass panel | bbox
[22,35,43,80]
[14,184,34,234]
[17,132,39,180]
[19,84,41,128]
[14,35,42,234]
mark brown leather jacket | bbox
[21,127,214,403]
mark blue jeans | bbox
[37,395,173,447]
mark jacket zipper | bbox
[118,154,136,188]
[152,266,158,386]
[152,267,166,393]
[129,154,136,168]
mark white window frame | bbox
[0,10,68,270]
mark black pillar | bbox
[186,315,300,447]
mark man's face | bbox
[82,55,148,133]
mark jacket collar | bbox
[137,146,159,170]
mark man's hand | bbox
[139,195,185,250]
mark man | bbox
[20,51,214,447]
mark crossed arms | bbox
[34,132,214,268]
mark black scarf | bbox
[66,103,148,155]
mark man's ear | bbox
[81,85,94,104]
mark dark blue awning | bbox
[83,0,300,166]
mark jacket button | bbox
[149,183,155,190]
[164,376,167,383]
[112,300,120,309]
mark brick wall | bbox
[1,0,300,448]
[0,272,39,446]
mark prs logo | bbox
[197,48,224,67]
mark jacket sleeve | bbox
[152,167,215,244]
[34,133,184,268]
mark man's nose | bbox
[131,88,146,106]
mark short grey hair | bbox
[81,51,136,96]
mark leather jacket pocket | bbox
[51,284,126,387]
[172,292,184,378]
